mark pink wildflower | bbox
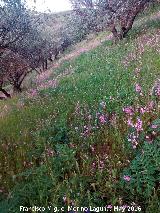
[139,107,146,114]
[127,118,134,127]
[123,106,134,116]
[46,148,54,157]
[135,83,142,94]
[63,196,67,203]
[151,124,158,129]
[92,162,96,169]
[128,132,139,149]
[152,131,156,135]
[135,118,143,132]
[99,160,105,170]
[81,126,90,137]
[99,114,107,124]
[90,145,95,152]
[123,175,131,182]
[132,142,138,149]
[145,135,153,144]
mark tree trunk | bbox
[123,15,137,38]
[120,1,149,38]
[111,26,119,38]
[0,88,11,98]
[119,16,128,39]
[48,56,53,62]
[45,59,47,70]
[109,20,122,41]
[42,61,45,71]
[13,84,22,93]
[54,50,59,60]
[0,96,6,100]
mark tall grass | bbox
[0,10,160,213]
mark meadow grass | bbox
[0,9,160,213]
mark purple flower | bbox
[128,132,139,149]
[123,106,134,116]
[135,118,143,132]
[123,175,131,182]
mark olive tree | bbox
[0,0,53,96]
[70,0,152,39]
[0,0,34,96]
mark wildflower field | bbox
[0,7,160,213]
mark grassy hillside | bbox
[0,8,160,213]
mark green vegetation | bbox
[0,8,160,213]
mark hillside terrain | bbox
[0,6,160,213]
